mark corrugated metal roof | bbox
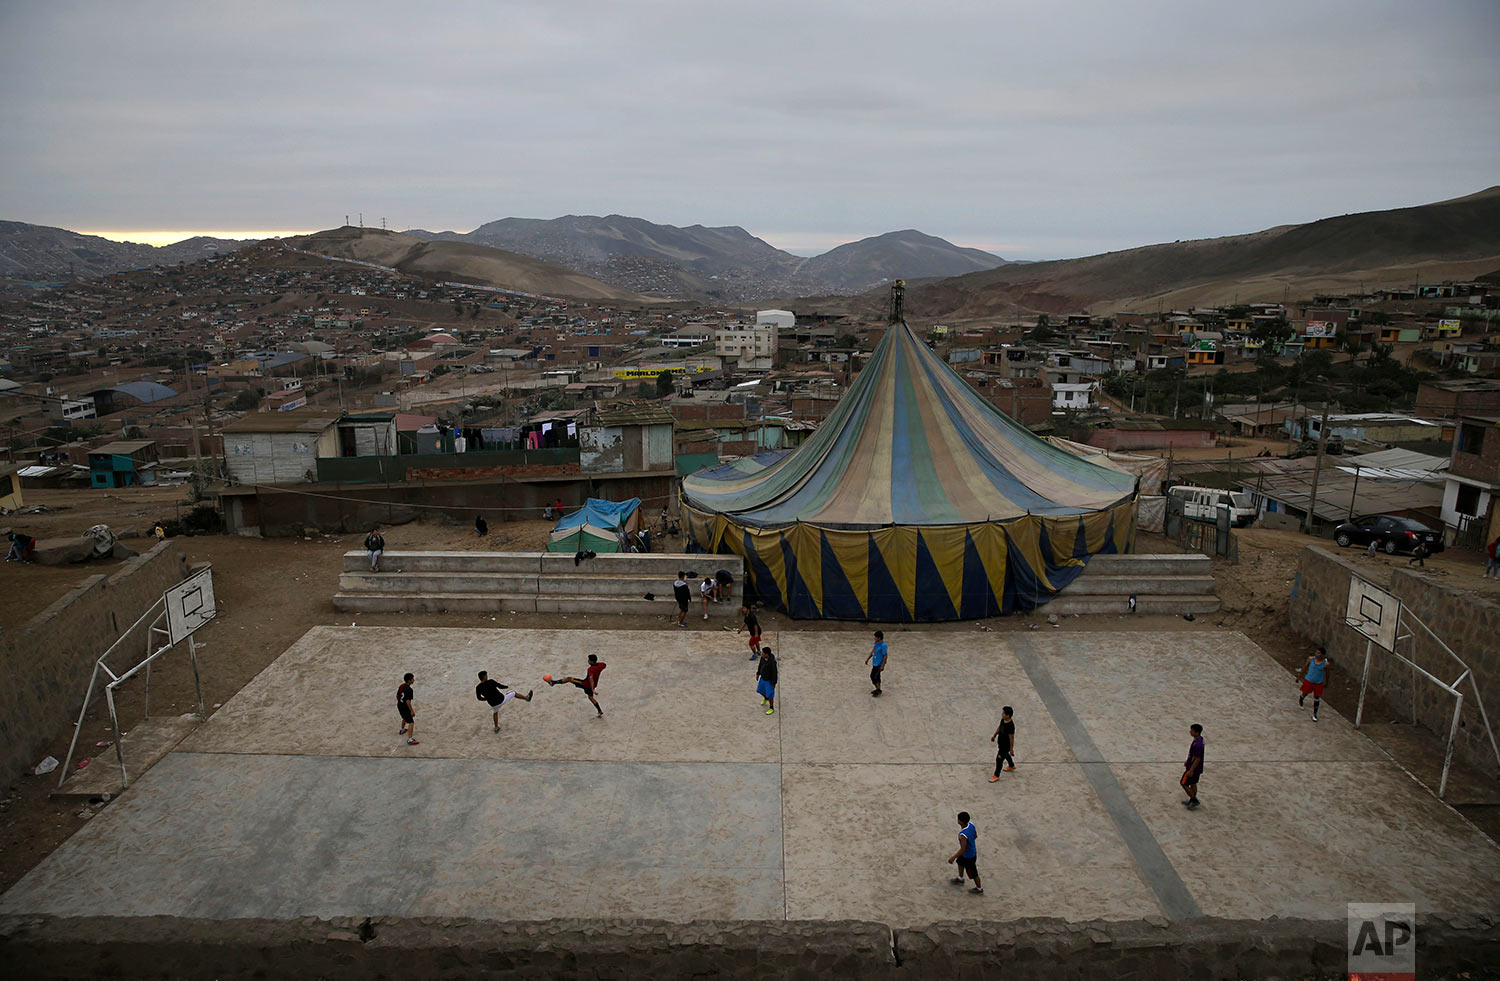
[1340,448,1450,475]
[90,381,177,403]
[89,440,156,455]
[220,412,342,434]
[593,406,675,427]
[1256,469,1444,524]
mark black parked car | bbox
[1333,515,1444,554]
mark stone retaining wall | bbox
[1289,545,1500,775]
[0,541,188,788]
[1,913,1494,979]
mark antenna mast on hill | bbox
[889,279,905,324]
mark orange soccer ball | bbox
[543,674,552,683]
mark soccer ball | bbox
[543,674,552,683]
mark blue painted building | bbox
[88,439,158,488]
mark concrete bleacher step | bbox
[340,571,538,594]
[332,551,747,617]
[1049,552,1221,613]
[1043,594,1221,616]
[1060,575,1218,596]
[332,591,718,617]
[1079,553,1212,576]
[342,551,736,575]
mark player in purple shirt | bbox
[1180,723,1204,809]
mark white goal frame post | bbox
[1343,575,1500,797]
[59,566,217,790]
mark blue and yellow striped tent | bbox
[680,321,1138,621]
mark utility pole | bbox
[1302,400,1333,534]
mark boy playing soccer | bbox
[946,811,983,895]
[1296,646,1331,722]
[738,606,762,660]
[865,631,888,696]
[546,654,607,717]
[397,672,418,745]
[989,706,1015,780]
[475,671,533,732]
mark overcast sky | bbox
[2,0,1496,259]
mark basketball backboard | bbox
[166,567,216,645]
[1345,577,1399,651]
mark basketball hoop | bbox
[58,567,216,790]
[1343,574,1499,798]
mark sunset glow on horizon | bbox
[78,229,318,247]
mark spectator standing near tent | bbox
[738,606,762,659]
[700,575,715,619]
[475,671,533,732]
[397,672,418,745]
[673,572,691,626]
[756,647,778,715]
[365,526,385,572]
[865,631,888,696]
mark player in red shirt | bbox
[545,654,607,717]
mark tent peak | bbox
[888,279,905,325]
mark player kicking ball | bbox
[475,671,532,732]
[545,654,607,717]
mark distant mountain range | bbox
[282,227,645,302]
[0,221,250,279]
[404,217,1008,300]
[10,188,1497,312]
[867,186,1500,318]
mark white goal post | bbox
[59,566,217,790]
[1344,575,1500,798]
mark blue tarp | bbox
[552,497,641,533]
[548,497,643,553]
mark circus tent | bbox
[679,319,1139,621]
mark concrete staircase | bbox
[333,552,744,616]
[1044,553,1220,616]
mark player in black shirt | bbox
[738,606,762,660]
[475,670,532,732]
[397,672,417,744]
[990,706,1016,779]
[673,572,691,626]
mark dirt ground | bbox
[2,488,1497,895]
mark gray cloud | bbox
[2,0,1496,258]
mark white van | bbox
[1167,485,1257,527]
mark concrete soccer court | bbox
[5,625,1500,928]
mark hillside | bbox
[406,216,1006,300]
[797,229,1005,293]
[0,221,250,279]
[283,226,648,302]
[895,186,1500,317]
